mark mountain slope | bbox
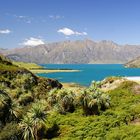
[125,56,140,68]
[2,39,140,64]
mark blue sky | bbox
[0,0,140,48]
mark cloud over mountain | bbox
[21,37,45,46]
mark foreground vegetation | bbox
[1,55,140,139]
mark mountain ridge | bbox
[1,39,140,64]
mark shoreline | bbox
[31,69,80,74]
[125,76,140,83]
[13,61,81,74]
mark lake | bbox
[37,64,140,86]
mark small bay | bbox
[37,64,140,86]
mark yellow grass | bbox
[13,61,42,70]
[62,82,86,92]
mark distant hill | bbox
[125,56,140,68]
[1,39,140,64]
[0,48,8,56]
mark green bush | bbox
[0,123,21,140]
[18,92,34,105]
[0,90,11,124]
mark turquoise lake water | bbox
[37,64,140,86]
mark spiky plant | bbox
[55,89,75,114]
[47,88,59,107]
[47,95,57,107]
[8,101,22,121]
[37,99,51,111]
[0,90,10,106]
[19,116,35,140]
[18,92,34,106]
[28,103,47,140]
[88,99,99,115]
[49,88,59,95]
[78,90,93,115]
[97,93,110,111]
[89,81,101,92]
[79,81,110,115]
[0,90,11,123]
[20,103,47,140]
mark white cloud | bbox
[57,28,87,36]
[75,31,87,36]
[14,15,32,24]
[21,37,45,46]
[26,20,31,24]
[16,15,26,19]
[58,28,75,36]
[0,29,11,34]
[14,15,27,19]
[49,15,64,20]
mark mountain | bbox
[2,39,140,64]
[125,56,140,68]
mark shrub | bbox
[18,93,34,106]
[0,90,11,125]
[78,81,110,116]
[47,88,75,113]
[0,123,21,140]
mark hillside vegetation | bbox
[1,55,140,139]
[13,61,42,70]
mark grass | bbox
[0,63,19,71]
[13,61,42,70]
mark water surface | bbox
[37,64,140,86]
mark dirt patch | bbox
[132,85,140,94]
[101,78,126,92]
[131,118,140,125]
[62,83,86,93]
